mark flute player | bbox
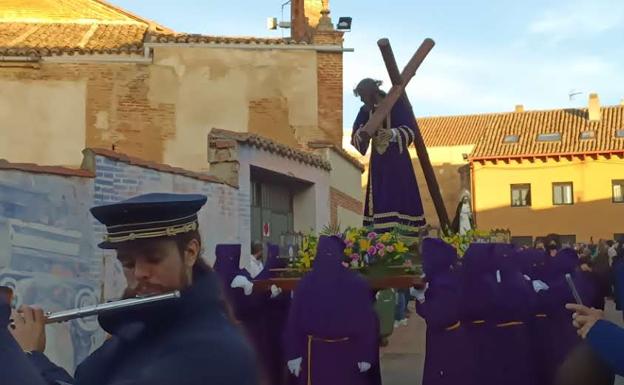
[1,193,259,385]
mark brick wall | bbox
[89,153,243,281]
[329,187,363,226]
[316,50,343,146]
[0,62,175,164]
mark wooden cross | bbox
[360,38,451,233]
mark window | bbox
[503,134,519,143]
[613,180,624,203]
[511,184,531,207]
[553,182,574,205]
[537,132,561,142]
[579,131,595,140]
[616,129,624,138]
[511,236,533,248]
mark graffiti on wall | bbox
[0,171,104,372]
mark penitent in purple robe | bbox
[416,238,470,385]
[351,98,426,237]
[489,244,536,385]
[542,248,598,381]
[459,243,498,385]
[255,243,291,385]
[283,236,377,385]
[519,248,553,385]
[214,244,270,380]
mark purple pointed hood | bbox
[422,238,457,277]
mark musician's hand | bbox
[9,305,46,352]
[566,303,604,339]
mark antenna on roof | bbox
[568,89,583,101]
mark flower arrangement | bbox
[442,228,511,256]
[343,227,409,269]
[287,227,412,272]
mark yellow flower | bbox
[359,239,370,251]
[379,233,392,243]
[344,248,353,256]
[394,241,408,253]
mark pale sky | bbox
[115,0,624,134]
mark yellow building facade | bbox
[469,96,624,244]
[473,155,624,243]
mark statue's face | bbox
[463,197,469,203]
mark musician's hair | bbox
[173,229,211,273]
[353,78,386,97]
[174,229,239,324]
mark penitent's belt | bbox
[445,321,461,331]
[307,335,350,385]
[496,321,524,328]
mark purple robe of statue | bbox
[542,248,598,381]
[490,244,536,385]
[283,236,377,385]
[351,98,426,237]
[459,243,498,385]
[416,238,470,385]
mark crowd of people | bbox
[2,192,623,385]
[414,236,624,385]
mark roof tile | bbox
[209,129,332,171]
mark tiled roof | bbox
[417,114,492,147]
[209,129,332,171]
[0,22,147,56]
[469,105,624,160]
[0,0,172,56]
[145,32,303,46]
[83,148,229,185]
[0,159,94,177]
[307,141,365,172]
[1,0,140,22]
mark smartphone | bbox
[565,273,583,305]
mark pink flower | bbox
[368,246,377,255]
[386,245,395,253]
[351,253,360,260]
[376,243,385,251]
[378,249,385,257]
[346,241,354,248]
[367,232,378,240]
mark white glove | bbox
[357,362,371,373]
[496,270,502,283]
[231,275,254,296]
[523,274,531,281]
[270,284,282,299]
[287,357,302,377]
[410,284,427,303]
[532,280,549,293]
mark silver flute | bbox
[45,291,181,324]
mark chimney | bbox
[588,93,601,122]
[514,104,524,113]
[291,0,325,42]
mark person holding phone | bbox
[566,303,624,376]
